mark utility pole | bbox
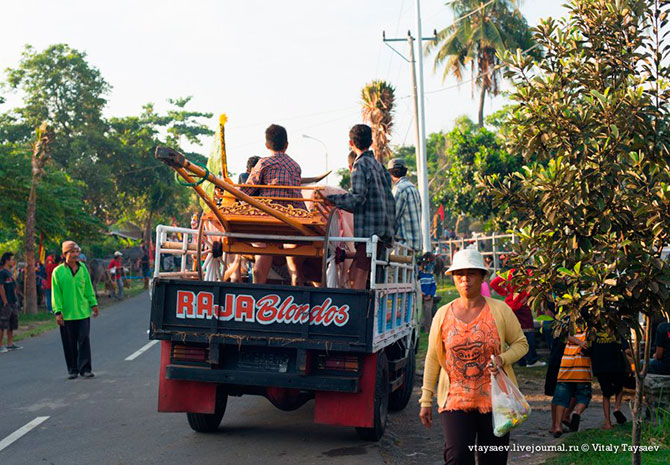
[415,0,431,253]
[383,25,436,253]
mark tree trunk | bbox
[478,86,487,127]
[631,334,644,465]
[454,214,464,236]
[23,182,38,315]
[23,122,52,315]
[630,316,652,465]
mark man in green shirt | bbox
[52,241,99,379]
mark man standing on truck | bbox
[326,124,395,289]
[52,241,99,379]
[387,158,422,253]
[240,124,305,286]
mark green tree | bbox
[485,1,670,461]
[3,44,116,219]
[0,142,101,255]
[106,114,194,243]
[426,0,538,126]
[393,115,522,232]
[361,80,395,164]
[337,167,351,190]
[4,44,110,163]
[141,96,214,151]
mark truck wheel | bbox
[355,351,389,441]
[186,391,228,433]
[388,347,415,411]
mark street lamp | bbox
[302,134,329,182]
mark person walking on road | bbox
[418,253,437,333]
[491,268,545,368]
[0,252,21,353]
[52,241,99,379]
[419,249,529,465]
[108,251,124,299]
[140,242,151,290]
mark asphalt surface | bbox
[0,292,384,465]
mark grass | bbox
[543,421,670,465]
[10,279,148,343]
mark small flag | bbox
[437,204,445,222]
[38,233,45,264]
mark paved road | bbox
[0,292,384,465]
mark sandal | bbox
[613,410,627,424]
[553,430,563,438]
[569,413,581,432]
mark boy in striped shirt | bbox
[551,327,592,437]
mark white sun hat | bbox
[446,248,489,275]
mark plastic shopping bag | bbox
[490,356,531,437]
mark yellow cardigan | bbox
[419,297,529,409]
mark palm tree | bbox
[426,0,538,126]
[24,121,53,314]
[361,80,395,164]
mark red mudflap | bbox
[157,340,217,413]
[313,353,378,427]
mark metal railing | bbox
[432,232,517,274]
[152,224,417,352]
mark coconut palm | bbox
[24,121,53,314]
[426,0,538,126]
[361,80,395,164]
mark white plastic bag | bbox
[490,356,531,437]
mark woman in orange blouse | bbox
[419,249,529,465]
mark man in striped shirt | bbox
[326,125,395,289]
[387,158,422,253]
[551,328,592,437]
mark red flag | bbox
[437,204,445,222]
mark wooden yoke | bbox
[156,147,315,236]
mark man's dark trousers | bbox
[59,318,92,375]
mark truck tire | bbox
[388,347,415,411]
[355,351,389,441]
[186,391,228,433]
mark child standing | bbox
[551,327,592,437]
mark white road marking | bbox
[0,416,49,452]
[125,340,159,361]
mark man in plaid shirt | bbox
[239,125,305,209]
[240,124,305,285]
[387,158,422,252]
[327,124,395,289]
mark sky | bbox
[0,0,568,181]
